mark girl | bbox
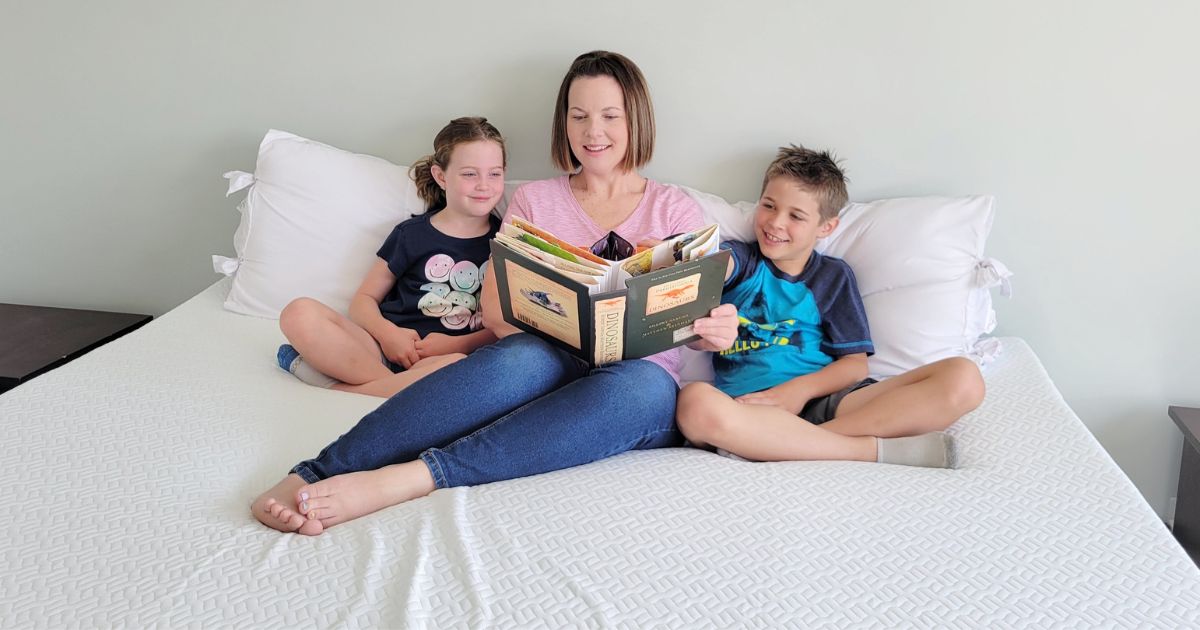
[275,117,504,398]
[253,52,739,535]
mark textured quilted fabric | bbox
[1,279,1198,628]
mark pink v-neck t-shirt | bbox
[503,175,705,382]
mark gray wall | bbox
[3,1,1197,517]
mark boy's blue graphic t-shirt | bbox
[714,241,874,398]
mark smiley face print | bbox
[425,254,455,283]
[416,254,484,331]
[418,292,454,317]
[419,282,451,298]
[446,290,477,312]
[449,261,480,293]
[441,305,472,330]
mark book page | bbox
[510,217,609,266]
[495,234,602,284]
[681,225,720,261]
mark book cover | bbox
[489,221,730,366]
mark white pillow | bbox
[860,275,1001,378]
[214,130,425,318]
[676,185,756,242]
[816,195,1010,377]
[818,196,995,296]
[676,189,1011,382]
[493,180,529,220]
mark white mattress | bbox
[2,279,1198,628]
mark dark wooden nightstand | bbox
[0,303,152,394]
[1170,406,1200,563]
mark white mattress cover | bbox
[2,279,1198,628]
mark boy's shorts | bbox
[799,378,877,425]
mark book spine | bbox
[592,295,627,365]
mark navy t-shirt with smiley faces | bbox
[375,212,500,338]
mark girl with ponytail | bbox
[410,117,506,214]
[272,116,506,399]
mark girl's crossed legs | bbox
[279,297,464,397]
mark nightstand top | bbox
[1170,406,1200,454]
[0,303,151,382]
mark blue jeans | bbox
[292,334,682,488]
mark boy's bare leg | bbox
[279,298,392,385]
[251,473,324,535]
[294,460,437,534]
[677,383,877,462]
[679,383,954,467]
[334,354,466,398]
[821,357,985,438]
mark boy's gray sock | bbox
[876,432,955,469]
[276,344,338,389]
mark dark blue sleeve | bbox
[375,222,411,278]
[720,240,759,290]
[814,257,874,357]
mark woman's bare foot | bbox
[251,473,323,535]
[294,460,436,533]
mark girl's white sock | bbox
[276,344,338,389]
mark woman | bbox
[252,51,739,535]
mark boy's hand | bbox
[380,327,421,369]
[686,304,739,352]
[735,380,810,415]
[415,332,463,359]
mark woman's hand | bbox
[379,327,421,369]
[481,259,522,338]
[686,303,739,352]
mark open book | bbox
[489,218,731,366]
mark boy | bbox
[676,146,984,468]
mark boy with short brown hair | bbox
[676,145,985,467]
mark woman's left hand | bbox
[687,303,739,352]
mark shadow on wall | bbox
[467,54,569,179]
[681,147,777,202]
[1089,400,1184,518]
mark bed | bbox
[2,276,1198,628]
